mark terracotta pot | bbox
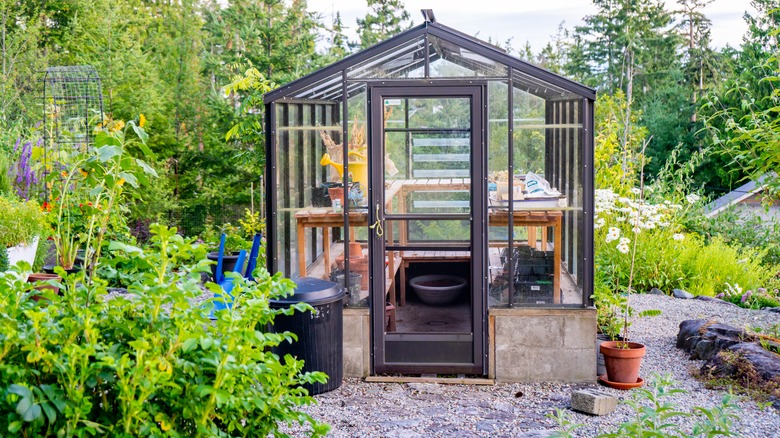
[328,187,345,206]
[42,264,81,276]
[27,273,62,301]
[335,255,369,289]
[600,341,646,384]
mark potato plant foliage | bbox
[0,224,329,437]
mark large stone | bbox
[706,342,780,383]
[694,295,739,307]
[676,319,747,361]
[571,388,617,415]
[678,319,780,394]
[673,288,694,299]
[647,287,665,295]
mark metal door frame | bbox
[368,83,487,375]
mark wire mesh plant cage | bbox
[43,65,105,151]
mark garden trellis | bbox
[43,65,105,150]
[42,65,105,200]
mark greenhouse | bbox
[264,14,596,381]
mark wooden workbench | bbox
[294,179,564,305]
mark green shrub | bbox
[677,235,776,297]
[0,196,47,249]
[595,189,778,298]
[0,224,329,437]
[687,207,780,267]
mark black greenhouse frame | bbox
[264,16,595,375]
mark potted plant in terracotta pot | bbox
[597,157,659,389]
[0,197,48,271]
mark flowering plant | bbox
[594,160,667,342]
[46,117,157,275]
[719,282,780,309]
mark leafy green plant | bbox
[678,237,777,297]
[0,246,8,271]
[0,196,47,249]
[718,282,780,309]
[44,119,157,274]
[0,224,329,436]
[238,207,265,238]
[687,207,780,267]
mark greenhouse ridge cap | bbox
[264,21,595,103]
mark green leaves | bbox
[0,224,328,436]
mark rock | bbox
[694,295,739,307]
[678,319,780,394]
[766,307,780,314]
[676,319,748,360]
[570,388,617,416]
[673,288,694,299]
[518,431,557,438]
[647,288,665,295]
[704,342,780,384]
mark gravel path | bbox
[287,294,780,437]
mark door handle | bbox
[369,203,384,237]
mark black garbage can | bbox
[269,277,344,395]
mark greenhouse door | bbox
[368,85,486,375]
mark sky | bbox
[307,0,756,52]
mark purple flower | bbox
[8,137,43,200]
[715,293,724,299]
[741,291,752,303]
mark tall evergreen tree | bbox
[352,0,412,50]
[573,0,680,104]
[676,0,718,115]
[325,11,350,61]
[700,0,780,192]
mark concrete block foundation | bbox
[342,307,597,382]
[343,307,371,377]
[489,308,597,382]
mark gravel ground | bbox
[286,294,780,437]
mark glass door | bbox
[369,85,485,375]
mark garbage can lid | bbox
[271,277,345,305]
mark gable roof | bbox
[704,172,777,217]
[264,21,595,104]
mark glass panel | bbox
[407,97,470,130]
[338,85,369,308]
[512,87,547,176]
[512,69,576,100]
[275,102,344,281]
[428,35,508,78]
[383,97,472,217]
[486,81,510,308]
[347,36,426,79]
[291,71,344,100]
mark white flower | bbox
[617,242,630,254]
[686,193,701,204]
[631,188,641,195]
[632,226,641,234]
[672,233,684,241]
[594,217,605,229]
[619,237,630,245]
[616,216,626,222]
[605,227,620,243]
